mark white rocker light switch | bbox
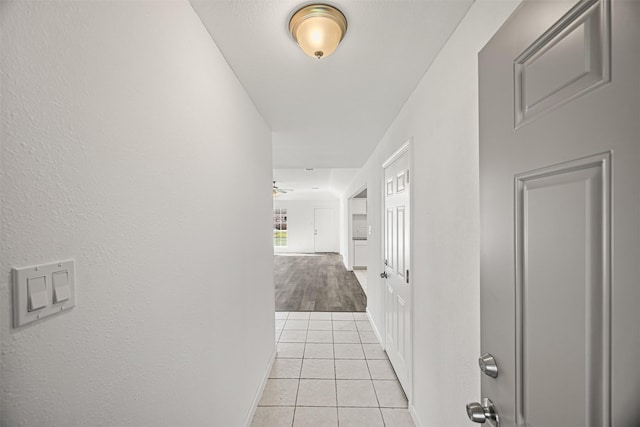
[52,271,70,303]
[27,276,47,312]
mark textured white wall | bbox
[1,2,274,426]
[273,199,340,254]
[341,1,521,426]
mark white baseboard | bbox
[243,347,276,427]
[368,309,421,427]
[366,308,385,349]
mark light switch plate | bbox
[13,259,76,328]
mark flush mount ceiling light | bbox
[289,4,347,59]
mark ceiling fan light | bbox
[289,4,347,59]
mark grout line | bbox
[360,318,387,427]
[292,353,302,427]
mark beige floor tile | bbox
[301,359,335,379]
[373,380,408,408]
[380,408,416,426]
[277,342,305,359]
[288,312,311,320]
[275,312,289,320]
[333,320,357,331]
[284,319,309,330]
[309,312,332,320]
[334,343,365,359]
[336,380,378,407]
[362,343,387,359]
[251,406,295,427]
[275,319,286,329]
[335,359,370,380]
[367,359,397,380]
[353,312,369,321]
[296,379,337,406]
[308,320,333,331]
[293,406,338,427]
[269,359,302,379]
[355,320,373,331]
[333,331,360,344]
[358,331,379,344]
[338,407,384,427]
[258,379,299,406]
[331,312,354,320]
[306,330,333,343]
[279,330,307,343]
[304,343,334,359]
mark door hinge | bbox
[406,269,409,283]
[406,169,409,183]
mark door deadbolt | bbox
[478,353,498,378]
[466,398,499,426]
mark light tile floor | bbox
[252,311,415,427]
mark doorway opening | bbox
[348,187,368,294]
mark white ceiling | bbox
[273,168,359,200]
[190,0,474,195]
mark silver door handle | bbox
[478,353,498,378]
[466,398,499,426]
[380,272,388,279]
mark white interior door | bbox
[383,147,411,397]
[314,208,335,253]
[476,1,639,426]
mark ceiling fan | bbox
[273,181,294,197]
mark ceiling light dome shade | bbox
[289,4,347,59]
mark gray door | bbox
[475,0,639,426]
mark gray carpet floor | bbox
[274,253,367,312]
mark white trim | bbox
[243,347,276,427]
[409,403,425,427]
[408,140,415,403]
[366,307,385,348]
[382,140,410,168]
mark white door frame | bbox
[381,139,413,401]
[348,184,367,271]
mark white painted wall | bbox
[1,2,274,426]
[341,1,521,426]
[273,199,340,253]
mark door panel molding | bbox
[514,152,611,426]
[397,295,407,363]
[397,206,406,280]
[386,208,394,270]
[514,0,610,128]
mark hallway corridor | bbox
[251,311,415,426]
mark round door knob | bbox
[466,402,487,423]
[466,398,499,425]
